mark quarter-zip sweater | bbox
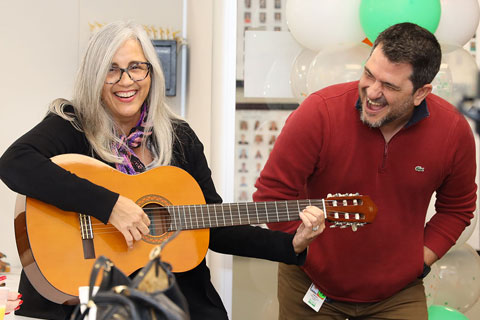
[254,81,477,302]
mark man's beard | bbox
[359,90,413,128]
[359,106,392,128]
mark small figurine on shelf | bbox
[150,25,158,39]
[143,25,152,38]
[0,253,10,273]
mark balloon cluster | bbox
[426,243,480,315]
[287,0,480,104]
[423,198,480,319]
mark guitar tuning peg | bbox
[351,223,358,232]
[327,193,333,198]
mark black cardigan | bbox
[0,112,305,319]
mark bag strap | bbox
[94,291,141,320]
[69,303,87,320]
[69,291,143,320]
[125,288,187,320]
[129,257,189,319]
[130,256,169,288]
[88,256,130,299]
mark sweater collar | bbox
[354,98,429,128]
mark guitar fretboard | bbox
[165,199,324,231]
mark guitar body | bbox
[15,154,209,304]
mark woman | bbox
[0,21,324,319]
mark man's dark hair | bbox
[372,22,441,92]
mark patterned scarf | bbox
[113,104,152,175]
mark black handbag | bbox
[70,245,189,320]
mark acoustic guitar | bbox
[14,154,377,304]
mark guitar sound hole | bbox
[143,203,170,236]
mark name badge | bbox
[303,283,326,312]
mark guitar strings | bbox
[138,199,362,211]
[82,208,366,235]
[87,209,364,225]
[79,199,367,235]
[86,209,365,225]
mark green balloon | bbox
[359,0,441,43]
[428,305,469,320]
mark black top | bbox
[0,110,305,320]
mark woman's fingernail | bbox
[19,299,24,305]
[0,275,6,281]
[17,294,22,299]
[15,306,21,311]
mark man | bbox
[253,22,477,319]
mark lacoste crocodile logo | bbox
[415,166,425,172]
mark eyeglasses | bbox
[105,62,152,84]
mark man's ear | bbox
[413,84,432,106]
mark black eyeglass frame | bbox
[105,62,152,85]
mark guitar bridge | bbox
[79,214,95,259]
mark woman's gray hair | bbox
[50,20,180,166]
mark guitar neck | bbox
[166,199,322,231]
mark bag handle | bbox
[123,288,187,320]
[88,256,130,299]
[130,236,178,289]
[94,291,142,320]
[69,291,142,320]
[130,256,169,289]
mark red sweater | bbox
[254,81,477,302]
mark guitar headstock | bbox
[324,193,377,232]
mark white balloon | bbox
[290,49,317,103]
[442,46,478,103]
[286,0,365,51]
[435,0,480,47]
[431,60,454,103]
[424,263,441,307]
[433,243,480,312]
[306,43,371,94]
[439,42,461,55]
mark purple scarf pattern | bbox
[113,104,152,175]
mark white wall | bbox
[0,0,79,268]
